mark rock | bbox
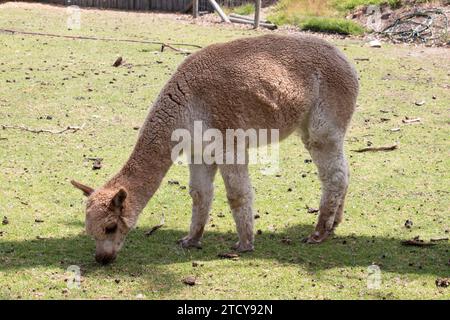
[435,278,449,288]
[2,216,9,225]
[414,100,425,106]
[113,56,123,67]
[182,276,196,286]
[92,159,102,170]
[369,40,382,48]
[307,207,319,214]
[404,219,413,229]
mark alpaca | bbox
[72,34,359,264]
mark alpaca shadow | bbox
[0,224,448,281]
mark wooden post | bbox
[254,0,261,29]
[208,0,230,23]
[193,0,199,19]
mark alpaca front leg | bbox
[220,164,254,252]
[178,163,217,249]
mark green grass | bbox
[332,0,402,12]
[267,0,441,34]
[299,16,365,35]
[0,3,449,300]
[228,3,255,16]
[333,0,441,12]
[268,0,366,35]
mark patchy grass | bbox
[299,16,365,35]
[268,0,366,35]
[267,0,443,34]
[332,0,402,12]
[333,0,443,12]
[0,3,449,300]
[227,3,255,16]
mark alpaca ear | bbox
[111,188,127,209]
[71,180,94,197]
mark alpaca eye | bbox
[105,224,117,234]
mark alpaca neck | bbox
[107,88,185,215]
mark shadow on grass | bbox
[1,224,448,280]
[0,225,449,291]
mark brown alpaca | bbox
[72,34,359,264]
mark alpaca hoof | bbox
[232,241,254,252]
[303,231,331,244]
[178,237,202,249]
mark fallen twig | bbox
[145,214,165,236]
[161,43,192,55]
[0,28,202,49]
[430,237,449,242]
[354,58,370,61]
[218,252,240,259]
[1,123,85,134]
[402,118,421,124]
[401,236,436,247]
[352,144,398,153]
[145,224,164,236]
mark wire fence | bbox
[382,9,448,45]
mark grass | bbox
[301,17,364,35]
[332,0,402,12]
[267,0,443,34]
[270,13,365,35]
[226,3,255,16]
[0,3,449,300]
[268,0,366,35]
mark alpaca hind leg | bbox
[299,101,350,244]
[219,164,254,252]
[178,163,217,249]
[305,139,349,244]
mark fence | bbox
[19,0,277,11]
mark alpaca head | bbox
[71,180,134,265]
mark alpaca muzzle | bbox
[95,240,118,265]
[95,252,117,265]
